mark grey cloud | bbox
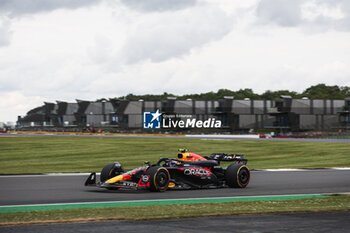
[0,0,101,16]
[317,0,350,30]
[256,0,350,30]
[256,0,303,27]
[120,0,197,12]
[0,19,11,46]
[121,7,234,64]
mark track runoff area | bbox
[1,168,350,214]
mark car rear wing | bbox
[208,153,247,164]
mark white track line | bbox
[332,167,350,170]
[186,134,260,139]
[254,168,350,172]
[0,173,100,178]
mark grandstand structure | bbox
[17,96,350,131]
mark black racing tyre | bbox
[225,164,250,188]
[100,163,121,183]
[145,166,170,192]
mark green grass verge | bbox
[1,195,349,225]
[0,194,328,213]
[1,136,350,173]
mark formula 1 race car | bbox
[85,149,250,192]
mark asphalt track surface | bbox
[1,170,350,206]
[1,211,349,233]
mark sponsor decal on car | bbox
[141,175,149,182]
[184,168,211,176]
[120,181,137,187]
[211,154,235,160]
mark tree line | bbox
[98,84,350,101]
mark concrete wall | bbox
[333,100,344,112]
[105,102,115,114]
[291,99,311,114]
[239,114,255,128]
[124,102,142,114]
[63,115,76,125]
[299,115,316,129]
[207,101,219,114]
[128,114,142,128]
[313,100,325,115]
[66,103,78,115]
[174,100,193,114]
[233,100,251,114]
[85,103,103,115]
[194,101,206,114]
[144,101,156,112]
[253,100,264,114]
[323,115,338,129]
[87,115,104,126]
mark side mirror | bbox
[144,161,151,166]
[178,148,188,153]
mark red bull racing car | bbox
[85,149,250,192]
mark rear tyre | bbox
[100,163,123,183]
[145,166,170,192]
[225,164,250,188]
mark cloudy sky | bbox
[0,0,350,122]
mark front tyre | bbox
[225,164,250,188]
[100,162,123,183]
[146,166,170,192]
